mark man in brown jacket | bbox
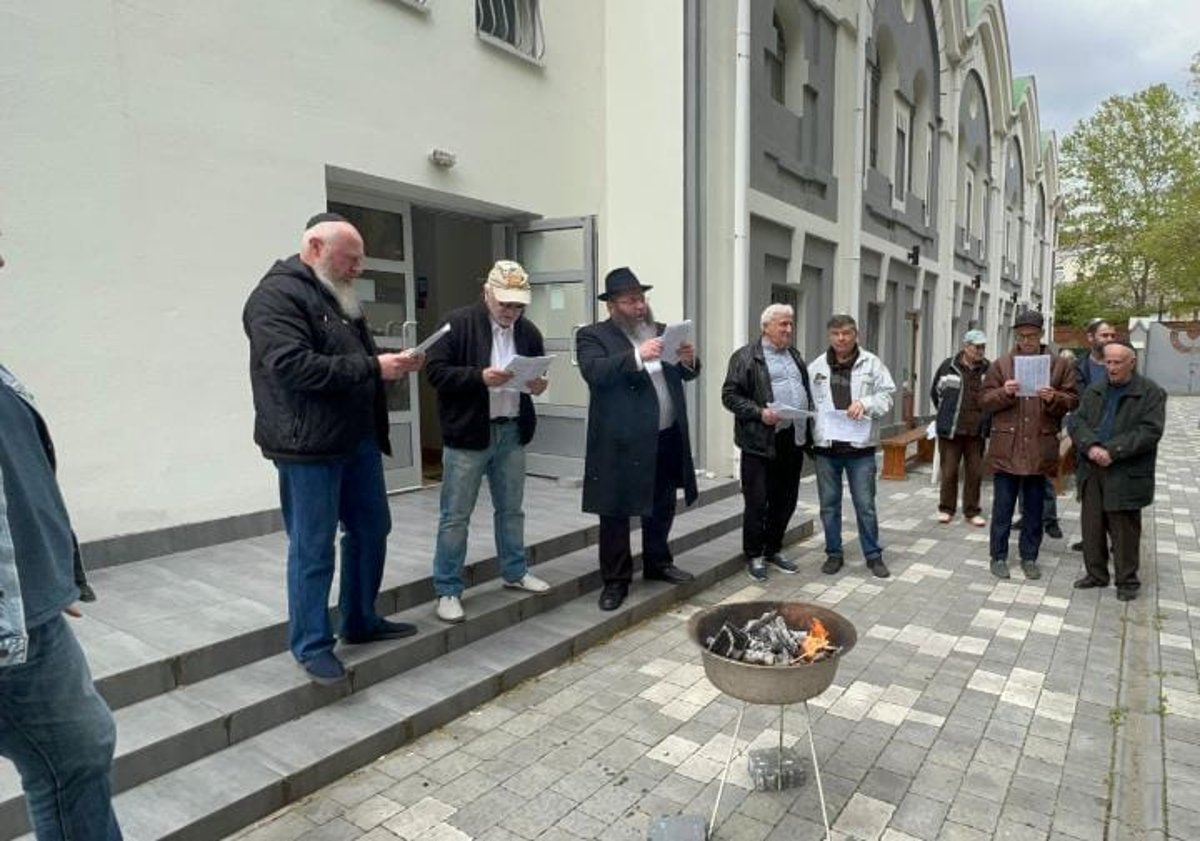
[981,310,1078,580]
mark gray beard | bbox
[314,268,363,319]
[612,306,656,341]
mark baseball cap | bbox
[484,260,532,305]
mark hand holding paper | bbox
[1013,355,1050,397]
[502,355,556,393]
[821,409,871,445]
[660,320,694,365]
[766,401,814,421]
[411,323,450,354]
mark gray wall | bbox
[1144,323,1200,394]
[749,214,795,341]
[861,0,941,252]
[799,236,836,361]
[750,0,839,221]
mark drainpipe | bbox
[846,0,870,313]
[732,0,750,475]
[733,0,750,352]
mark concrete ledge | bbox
[1,499,781,841]
[100,519,812,841]
[91,489,743,712]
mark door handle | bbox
[570,323,586,367]
[402,321,417,349]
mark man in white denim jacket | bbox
[807,314,896,578]
[0,233,122,839]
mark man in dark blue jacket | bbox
[0,232,122,839]
[425,261,551,624]
[930,329,990,526]
[243,214,425,684]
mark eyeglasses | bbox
[497,302,526,311]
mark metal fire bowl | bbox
[688,601,858,706]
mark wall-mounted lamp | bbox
[1010,291,1019,304]
[1035,302,1043,312]
[906,245,920,266]
[971,274,982,289]
[428,148,457,168]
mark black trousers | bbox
[1080,473,1143,590]
[599,425,682,586]
[739,429,804,558]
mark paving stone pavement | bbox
[227,396,1200,841]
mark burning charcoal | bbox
[741,610,778,638]
[706,622,748,659]
[706,609,841,667]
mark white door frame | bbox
[326,187,422,491]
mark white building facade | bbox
[0,0,1057,560]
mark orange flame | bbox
[800,618,830,662]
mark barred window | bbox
[476,0,545,62]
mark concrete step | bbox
[81,479,741,714]
[103,519,811,841]
[0,483,774,840]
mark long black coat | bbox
[577,319,700,516]
[1070,372,1166,510]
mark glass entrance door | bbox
[326,193,422,491]
[506,216,597,479]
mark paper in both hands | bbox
[767,401,815,421]
[659,320,694,365]
[1014,354,1051,397]
[501,355,556,393]
[411,323,451,354]
[821,409,872,445]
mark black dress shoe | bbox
[599,584,628,611]
[1070,540,1084,551]
[342,618,419,644]
[1045,522,1063,540]
[644,564,695,584]
[76,582,97,603]
[1116,587,1139,602]
[1073,575,1108,589]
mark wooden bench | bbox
[1052,436,1075,495]
[881,426,936,480]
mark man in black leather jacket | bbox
[243,213,424,684]
[721,304,813,582]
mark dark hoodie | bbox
[242,255,388,462]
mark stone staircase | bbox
[1,479,813,840]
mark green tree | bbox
[1052,279,1133,328]
[1059,84,1200,315]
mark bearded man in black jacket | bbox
[243,213,425,685]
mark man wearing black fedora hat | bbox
[577,267,700,611]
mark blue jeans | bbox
[276,437,392,662]
[1018,477,1059,525]
[433,422,529,597]
[813,453,882,561]
[0,615,121,840]
[991,472,1045,561]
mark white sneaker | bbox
[436,596,465,623]
[503,573,550,594]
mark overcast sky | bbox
[1003,0,1199,139]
